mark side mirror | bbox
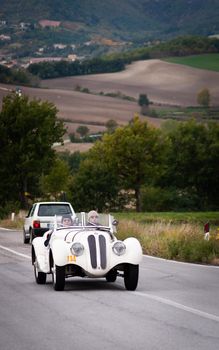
[112,219,119,226]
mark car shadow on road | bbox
[46,277,125,292]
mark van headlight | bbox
[112,241,126,256]
[71,242,84,256]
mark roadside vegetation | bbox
[116,218,219,265]
[114,211,219,265]
[115,212,219,265]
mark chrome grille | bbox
[88,234,106,269]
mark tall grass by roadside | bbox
[0,218,24,230]
[116,219,219,265]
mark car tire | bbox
[124,264,139,291]
[52,263,65,291]
[106,269,117,282]
[30,229,33,243]
[23,230,30,244]
[33,257,47,284]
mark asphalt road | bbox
[0,228,219,350]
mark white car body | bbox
[31,212,142,291]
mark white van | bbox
[23,202,75,243]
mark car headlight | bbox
[71,242,84,256]
[112,241,126,256]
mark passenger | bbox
[44,214,73,247]
[61,214,73,227]
[87,210,100,226]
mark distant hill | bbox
[0,0,219,58]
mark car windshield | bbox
[38,204,72,216]
[50,213,117,233]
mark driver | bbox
[87,210,100,226]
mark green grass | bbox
[164,53,219,72]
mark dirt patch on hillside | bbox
[42,59,219,107]
[0,82,163,135]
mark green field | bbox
[164,53,219,72]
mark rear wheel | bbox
[124,264,139,291]
[30,229,34,243]
[23,230,30,244]
[52,262,65,291]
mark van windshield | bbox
[38,204,72,216]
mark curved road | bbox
[0,228,219,350]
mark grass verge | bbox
[116,219,219,265]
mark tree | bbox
[105,116,166,211]
[138,94,150,115]
[72,115,166,212]
[197,88,210,107]
[70,154,119,212]
[105,119,118,134]
[40,158,72,200]
[163,119,219,209]
[0,94,65,209]
[76,125,89,138]
[138,94,150,107]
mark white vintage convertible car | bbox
[31,212,142,291]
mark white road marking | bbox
[0,244,31,260]
[143,254,219,269]
[134,291,219,322]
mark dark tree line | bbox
[0,64,39,86]
[28,57,125,79]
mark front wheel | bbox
[33,256,47,284]
[106,269,117,282]
[124,264,139,291]
[52,263,65,291]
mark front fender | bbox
[32,237,45,258]
[109,237,142,267]
[32,237,50,272]
[51,239,69,266]
[122,237,142,264]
